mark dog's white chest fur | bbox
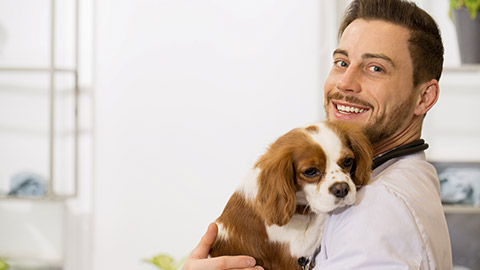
[266,213,326,258]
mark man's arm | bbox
[182,223,264,270]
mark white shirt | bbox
[315,152,452,269]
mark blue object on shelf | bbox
[8,171,47,197]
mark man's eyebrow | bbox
[333,50,396,68]
[333,49,348,57]
[362,53,396,67]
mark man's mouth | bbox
[327,93,371,116]
[335,103,369,114]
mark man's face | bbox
[324,19,418,145]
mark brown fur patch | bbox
[211,193,301,270]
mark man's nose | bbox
[336,66,361,93]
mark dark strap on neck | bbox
[372,139,428,170]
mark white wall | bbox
[93,1,341,269]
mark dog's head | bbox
[254,121,372,226]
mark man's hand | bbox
[182,223,263,270]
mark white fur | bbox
[266,213,327,258]
[237,167,260,202]
[308,122,344,164]
[216,222,229,240]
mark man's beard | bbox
[325,92,416,145]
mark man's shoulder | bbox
[373,152,435,179]
[327,182,416,234]
[327,152,443,230]
[370,152,440,198]
[322,182,431,267]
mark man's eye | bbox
[335,60,348,68]
[368,65,383,72]
[302,167,321,178]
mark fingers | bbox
[183,255,262,270]
[189,222,218,259]
[183,223,264,270]
[205,255,260,269]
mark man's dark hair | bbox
[339,0,444,86]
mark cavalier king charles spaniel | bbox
[209,121,372,270]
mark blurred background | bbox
[0,0,479,269]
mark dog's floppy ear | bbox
[254,130,299,226]
[329,121,373,187]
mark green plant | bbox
[144,254,186,270]
[449,0,480,19]
[0,258,9,270]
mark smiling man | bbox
[316,2,452,267]
[183,0,452,269]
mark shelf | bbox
[443,204,480,214]
[0,67,80,202]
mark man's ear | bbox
[414,79,439,116]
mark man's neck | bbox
[372,117,423,157]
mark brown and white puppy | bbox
[210,121,372,270]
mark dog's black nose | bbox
[329,182,350,198]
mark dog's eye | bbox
[343,158,354,167]
[302,167,321,178]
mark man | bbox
[183,0,452,269]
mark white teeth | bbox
[336,104,366,114]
